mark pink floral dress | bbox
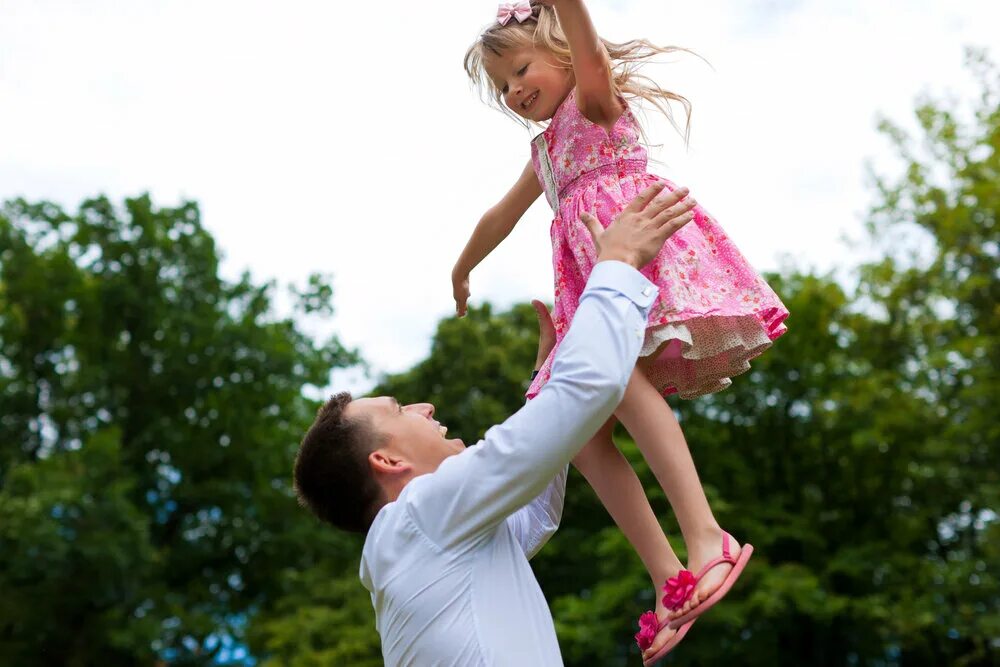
[527,90,788,399]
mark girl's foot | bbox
[635,610,678,659]
[666,530,745,621]
[641,619,696,666]
[635,567,680,654]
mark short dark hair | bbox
[293,392,386,533]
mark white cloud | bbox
[2,0,997,392]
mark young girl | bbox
[454,1,788,662]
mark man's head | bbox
[293,392,465,533]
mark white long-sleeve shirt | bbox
[359,261,658,666]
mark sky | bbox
[1,0,997,393]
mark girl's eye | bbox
[518,64,528,75]
[502,84,509,94]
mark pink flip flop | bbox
[635,611,695,665]
[665,531,753,630]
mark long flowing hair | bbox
[464,1,696,141]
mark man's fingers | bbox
[644,185,691,219]
[623,182,667,214]
[580,211,603,244]
[654,210,695,242]
[652,195,697,229]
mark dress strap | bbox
[532,133,559,212]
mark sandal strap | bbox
[692,533,738,582]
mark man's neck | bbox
[377,473,413,505]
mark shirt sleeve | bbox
[505,464,567,560]
[402,261,658,552]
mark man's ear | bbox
[369,449,412,476]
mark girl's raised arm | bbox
[542,0,621,128]
[452,160,543,316]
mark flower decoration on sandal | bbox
[662,569,697,610]
[635,611,659,651]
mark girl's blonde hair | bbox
[464,1,694,141]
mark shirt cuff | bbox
[585,260,659,315]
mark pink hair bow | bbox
[497,1,533,26]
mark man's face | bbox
[347,397,465,477]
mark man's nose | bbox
[404,403,435,418]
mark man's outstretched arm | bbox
[505,300,566,560]
[404,184,697,551]
[407,261,653,550]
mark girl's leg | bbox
[616,367,744,620]
[572,416,684,629]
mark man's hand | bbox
[531,299,556,372]
[580,183,696,270]
[452,271,471,317]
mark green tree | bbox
[852,47,999,664]
[0,194,358,665]
[247,553,383,667]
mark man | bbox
[294,183,696,665]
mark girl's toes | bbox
[682,595,700,615]
[642,624,677,660]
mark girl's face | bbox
[485,45,573,122]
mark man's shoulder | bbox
[361,473,439,557]
[361,476,462,592]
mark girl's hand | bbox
[452,272,471,317]
[531,299,556,370]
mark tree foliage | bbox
[0,194,358,664]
